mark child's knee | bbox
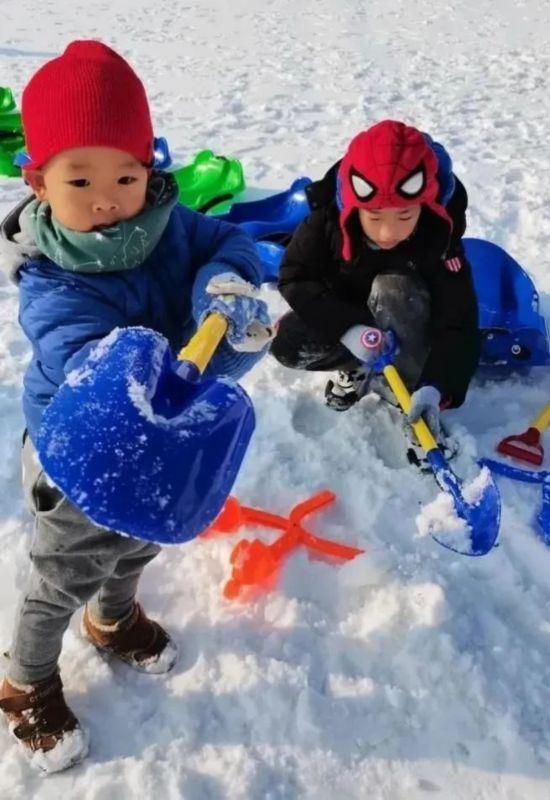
[270,312,307,368]
[368,272,430,330]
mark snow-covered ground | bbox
[2,0,550,797]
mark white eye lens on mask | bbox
[398,168,425,198]
[350,172,376,201]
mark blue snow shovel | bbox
[480,458,550,546]
[37,314,255,545]
[373,342,500,555]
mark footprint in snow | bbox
[291,393,336,438]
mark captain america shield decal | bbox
[360,328,383,349]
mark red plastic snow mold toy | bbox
[202,491,364,600]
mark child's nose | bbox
[93,197,119,213]
[379,222,398,241]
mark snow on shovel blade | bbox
[422,450,501,556]
[380,361,500,556]
[37,327,255,544]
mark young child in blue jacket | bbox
[0,41,271,773]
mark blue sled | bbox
[221,180,550,371]
[218,177,311,243]
[464,238,550,369]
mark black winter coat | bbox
[278,163,481,407]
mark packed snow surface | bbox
[2,0,550,797]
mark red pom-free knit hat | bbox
[338,120,452,261]
[21,40,154,170]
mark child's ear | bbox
[23,170,48,200]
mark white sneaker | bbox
[324,369,367,411]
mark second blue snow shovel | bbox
[480,458,550,546]
[37,314,255,545]
[381,360,501,556]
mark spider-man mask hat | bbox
[338,120,452,260]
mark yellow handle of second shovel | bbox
[383,364,439,453]
[177,312,228,374]
[531,403,550,433]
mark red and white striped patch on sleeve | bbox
[444,256,462,273]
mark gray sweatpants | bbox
[8,436,161,685]
[271,270,431,389]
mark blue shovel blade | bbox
[536,482,550,545]
[427,450,501,556]
[535,480,550,545]
[37,327,255,545]
[481,458,550,547]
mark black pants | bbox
[271,271,431,390]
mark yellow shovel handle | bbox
[532,403,550,433]
[383,364,438,453]
[177,312,228,374]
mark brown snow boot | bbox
[81,602,177,674]
[0,673,88,772]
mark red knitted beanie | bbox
[21,40,154,169]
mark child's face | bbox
[358,205,421,250]
[25,147,149,232]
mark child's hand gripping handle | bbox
[383,364,438,453]
[368,329,438,453]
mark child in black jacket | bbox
[271,120,481,451]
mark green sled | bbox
[0,148,21,178]
[0,88,23,177]
[171,150,245,214]
[0,87,22,136]
[0,87,17,114]
[0,134,24,179]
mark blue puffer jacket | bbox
[0,200,265,445]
